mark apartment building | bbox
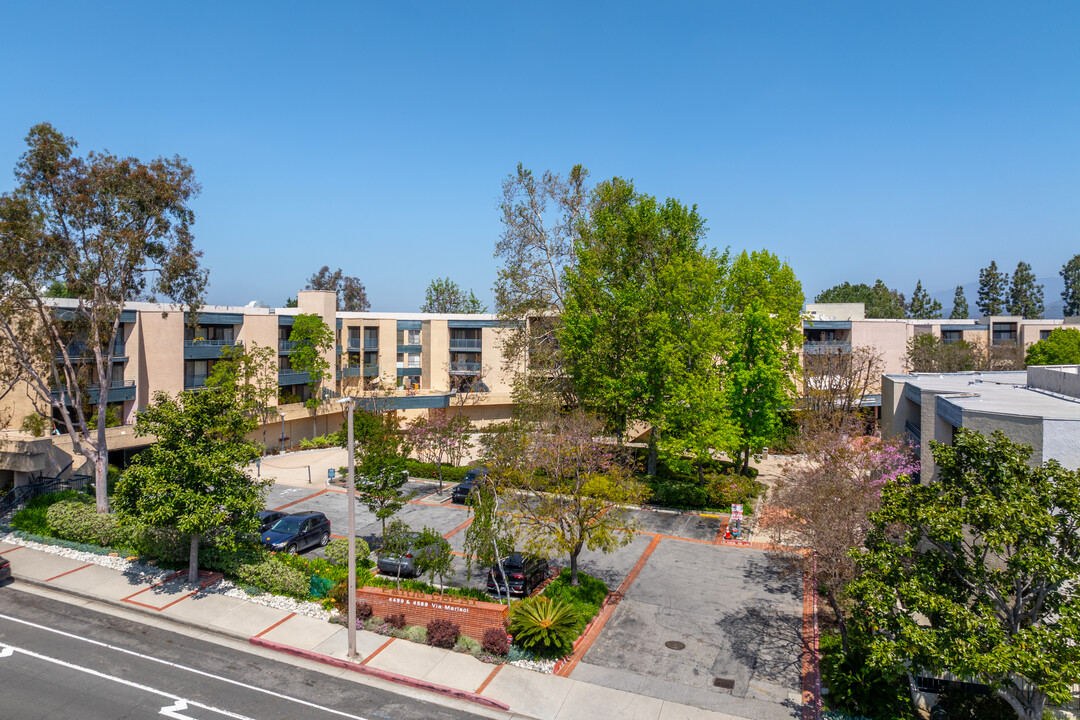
[0,291,520,486]
[803,302,1070,377]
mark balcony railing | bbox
[279,339,299,352]
[342,364,380,378]
[55,342,126,360]
[51,379,136,403]
[185,338,238,347]
[184,375,208,389]
[450,361,482,374]
[449,338,482,350]
[802,340,851,354]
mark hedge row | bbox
[404,459,470,484]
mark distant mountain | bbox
[930,276,1066,319]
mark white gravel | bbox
[0,532,331,621]
[510,658,556,674]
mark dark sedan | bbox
[257,510,287,533]
[260,512,331,554]
[451,467,489,504]
[487,553,549,596]
[0,555,10,583]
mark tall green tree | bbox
[850,430,1080,720]
[306,266,370,312]
[288,313,334,436]
[420,277,486,313]
[493,163,590,409]
[462,482,516,601]
[1025,328,1080,366]
[1061,253,1080,317]
[0,123,206,512]
[560,177,731,475]
[1006,261,1044,318]
[977,260,1008,316]
[904,334,981,373]
[815,280,906,318]
[205,342,278,451]
[722,250,804,473]
[353,411,411,539]
[115,388,268,583]
[949,285,969,319]
[906,279,942,319]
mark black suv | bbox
[260,512,331,554]
[487,553,549,596]
[451,467,489,504]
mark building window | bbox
[1040,329,1052,340]
[363,327,379,349]
[941,330,963,344]
[992,322,1017,346]
[449,328,482,350]
[398,329,421,345]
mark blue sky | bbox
[1,1,1077,312]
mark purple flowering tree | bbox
[766,418,918,653]
[407,409,472,491]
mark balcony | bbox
[52,379,136,404]
[347,338,379,351]
[277,370,311,386]
[342,364,380,378]
[802,340,851,355]
[450,361,482,374]
[184,375,208,390]
[396,367,423,377]
[449,338,482,350]
[184,338,240,360]
[55,341,127,361]
[279,339,299,353]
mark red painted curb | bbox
[248,636,511,712]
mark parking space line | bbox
[443,517,473,539]
[272,488,330,511]
[44,563,94,582]
[254,612,295,638]
[359,637,394,666]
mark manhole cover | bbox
[664,640,686,650]
[713,677,735,690]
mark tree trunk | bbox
[188,534,200,584]
[437,458,443,493]
[647,428,659,476]
[697,460,705,486]
[741,446,751,475]
[825,591,849,655]
[570,546,582,586]
[95,396,109,513]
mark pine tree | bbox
[1061,254,1080,317]
[907,280,942,319]
[1007,261,1045,318]
[950,285,969,319]
[976,261,1007,316]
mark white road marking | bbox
[0,646,12,658]
[0,613,372,720]
[160,699,197,719]
[0,641,255,719]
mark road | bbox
[0,584,494,720]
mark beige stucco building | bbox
[0,291,521,489]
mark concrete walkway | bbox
[0,539,763,720]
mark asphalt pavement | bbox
[0,584,489,720]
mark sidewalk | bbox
[0,538,754,720]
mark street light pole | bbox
[341,396,358,659]
[279,412,286,454]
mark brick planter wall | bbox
[357,586,509,641]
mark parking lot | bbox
[263,462,807,720]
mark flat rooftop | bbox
[887,370,1080,421]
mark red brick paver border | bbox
[254,612,295,638]
[44,563,93,582]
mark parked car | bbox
[487,553,549,596]
[257,510,287,533]
[0,555,10,583]
[260,512,331,554]
[451,466,489,504]
[376,532,423,578]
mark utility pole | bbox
[340,396,358,659]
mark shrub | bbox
[20,414,47,437]
[819,632,913,720]
[404,459,469,484]
[402,625,427,644]
[385,612,406,630]
[126,524,188,564]
[426,618,460,649]
[236,560,310,599]
[200,544,268,576]
[481,627,510,656]
[541,569,608,629]
[705,471,762,512]
[46,500,125,546]
[365,574,494,603]
[299,433,343,450]
[11,490,89,535]
[12,530,119,555]
[454,635,482,655]
[356,601,373,621]
[508,597,579,658]
[324,537,372,568]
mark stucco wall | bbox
[135,309,185,402]
[850,321,913,375]
[1042,419,1080,468]
[963,410,1044,465]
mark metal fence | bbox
[0,473,93,525]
